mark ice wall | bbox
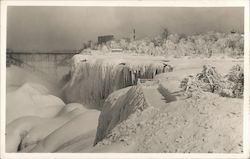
[62,54,173,108]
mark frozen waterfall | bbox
[62,54,173,109]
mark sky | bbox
[7,7,244,51]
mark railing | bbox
[137,78,160,87]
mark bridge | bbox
[7,52,79,82]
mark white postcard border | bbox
[0,1,249,159]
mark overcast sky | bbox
[7,7,244,51]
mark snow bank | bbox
[63,54,172,108]
[94,85,149,145]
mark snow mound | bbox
[63,54,173,108]
[6,82,65,124]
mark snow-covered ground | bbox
[6,54,243,153]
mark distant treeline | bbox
[83,31,244,58]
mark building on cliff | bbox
[98,35,114,44]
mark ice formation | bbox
[94,85,149,145]
[62,54,173,108]
[6,103,93,152]
[27,109,100,152]
[6,65,101,153]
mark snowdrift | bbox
[62,54,173,109]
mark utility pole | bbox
[133,29,136,40]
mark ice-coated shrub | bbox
[225,65,244,98]
[180,64,244,98]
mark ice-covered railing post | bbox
[137,78,141,85]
